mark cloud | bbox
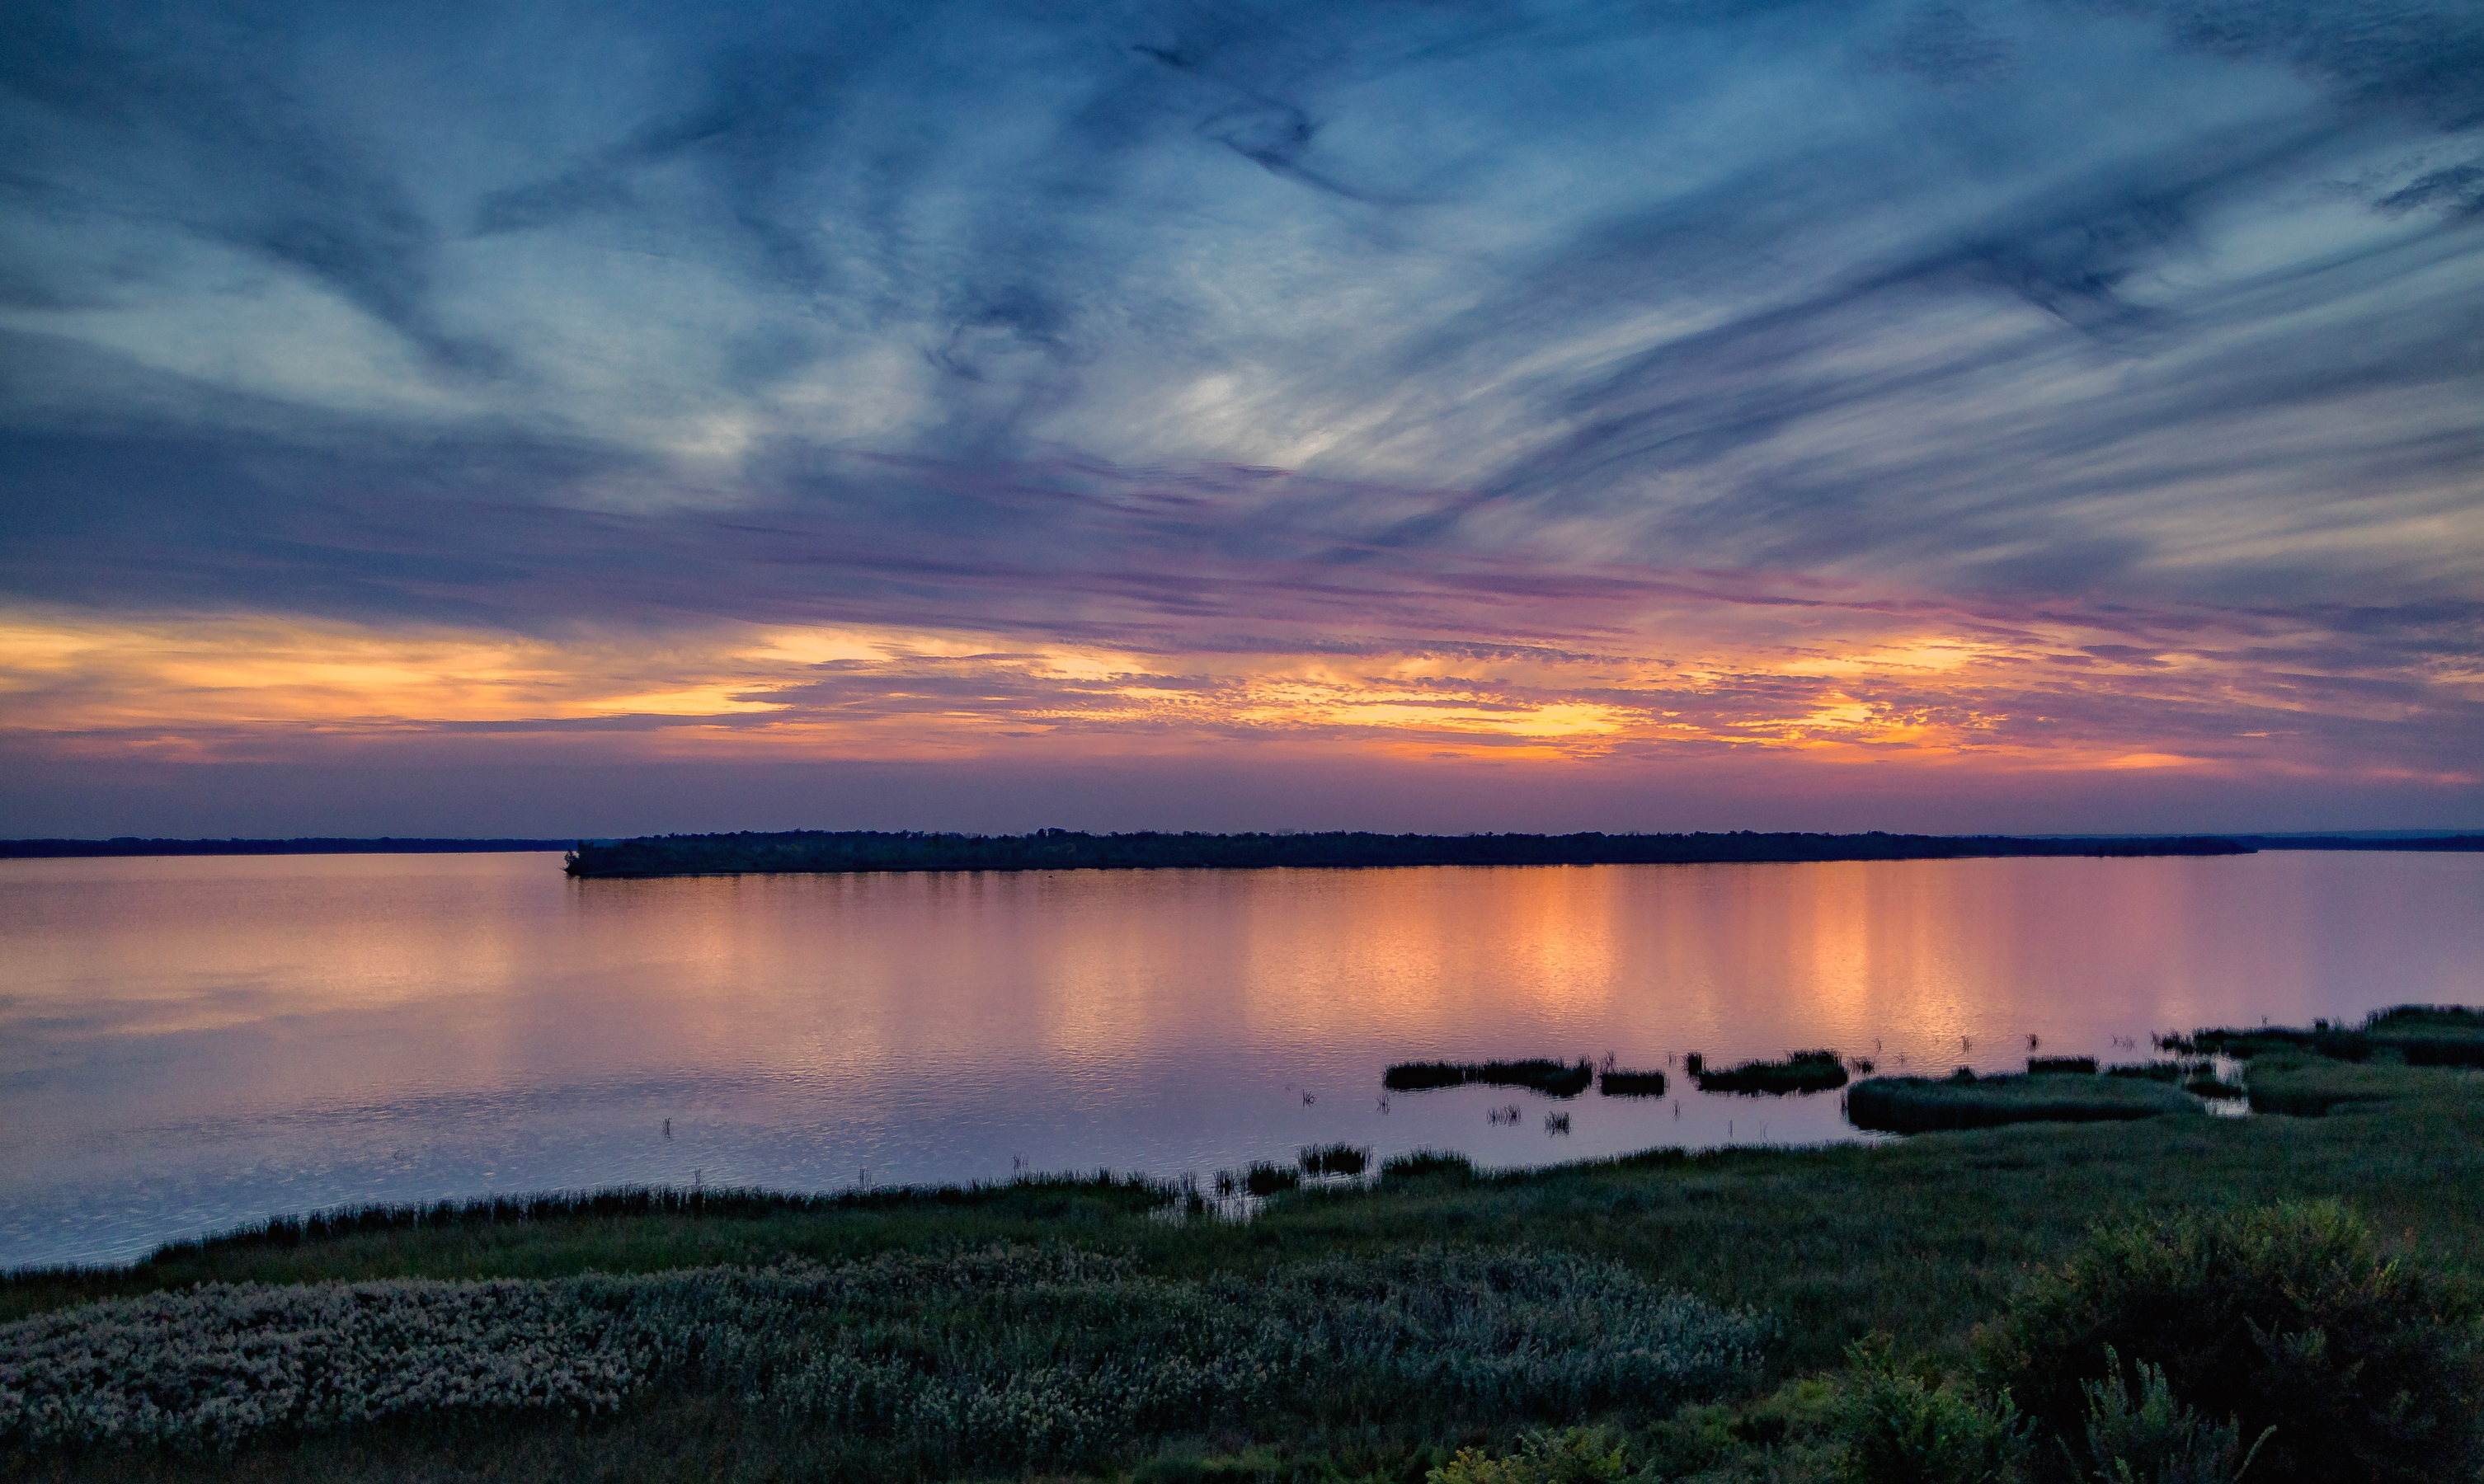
[1,0,2478,825]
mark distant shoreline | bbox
[7,830,2476,866]
[563,827,2289,878]
[0,838,571,859]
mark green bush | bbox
[2072,1348,2270,1483]
[1427,1427,1636,1483]
[1837,1344,2028,1484]
[1978,1202,2484,1483]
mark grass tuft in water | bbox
[1384,1060,1596,1098]
[1693,1050,1848,1096]
[2026,1057,2098,1075]
[1298,1144,1371,1177]
[1242,1162,1302,1196]
[1378,1150,1476,1185]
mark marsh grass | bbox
[1382,1061,1594,1098]
[2025,1058,2097,1076]
[1845,1073,2196,1134]
[1692,1051,1847,1097]
[1298,1146,1371,1177]
[1243,1164,1302,1197]
[2239,1051,2483,1116]
[2185,1004,2484,1068]
[2105,1061,2195,1082]
[1,1247,1766,1475]
[1376,1152,1475,1185]
[1595,1071,1667,1097]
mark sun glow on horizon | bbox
[3,594,2471,794]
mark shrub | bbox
[1427,1426,1635,1483]
[1838,1344,2028,1484]
[2072,1348,2270,1484]
[1978,1201,2484,1483]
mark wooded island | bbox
[562,827,2255,877]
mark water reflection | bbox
[2,851,2478,1266]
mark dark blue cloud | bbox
[1,0,2479,694]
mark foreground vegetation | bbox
[7,1046,2484,1482]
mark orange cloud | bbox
[1,583,2471,795]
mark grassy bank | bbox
[8,1061,2484,1482]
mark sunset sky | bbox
[3,0,2480,837]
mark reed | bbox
[1597,1069,1668,1097]
[1241,1161,1301,1196]
[1297,1144,1371,1177]
[1378,1149,1477,1184]
[1693,1050,1848,1096]
[2026,1056,2097,1075]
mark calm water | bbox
[3,850,2478,1267]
